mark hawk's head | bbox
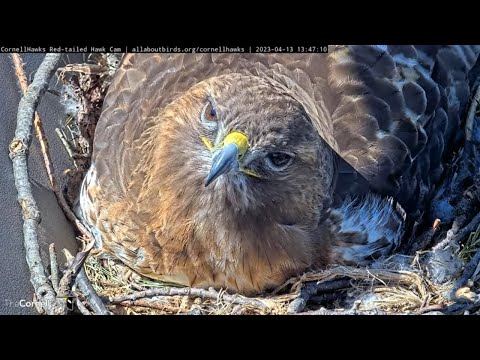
[157,73,336,229]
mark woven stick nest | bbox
[83,251,457,315]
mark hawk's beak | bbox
[205,131,249,187]
[205,142,239,187]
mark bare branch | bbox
[76,268,110,315]
[56,241,111,314]
[434,211,480,253]
[9,53,66,315]
[9,53,107,315]
[107,287,269,309]
[57,241,94,298]
[288,278,351,314]
[299,307,391,315]
[408,229,436,256]
[450,249,480,300]
[443,300,480,315]
[48,244,59,293]
[118,299,172,312]
[76,299,92,315]
[415,305,446,314]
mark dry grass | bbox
[84,251,455,315]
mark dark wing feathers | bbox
[93,47,480,219]
[402,81,427,116]
[327,45,480,218]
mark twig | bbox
[46,241,94,312]
[119,299,205,315]
[107,287,269,309]
[179,308,204,315]
[309,293,342,304]
[118,299,171,312]
[310,278,352,292]
[429,143,479,232]
[47,89,61,97]
[9,53,66,315]
[11,54,30,90]
[432,211,480,253]
[408,229,436,255]
[450,178,480,229]
[415,304,446,314]
[130,282,146,291]
[453,211,480,246]
[75,268,110,315]
[287,285,315,314]
[450,249,480,299]
[76,299,92,315]
[57,241,94,298]
[32,92,94,238]
[48,244,60,293]
[288,278,351,314]
[443,300,480,315]
[55,128,78,169]
[298,307,390,315]
[465,85,480,141]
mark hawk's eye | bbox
[202,102,217,122]
[266,152,294,170]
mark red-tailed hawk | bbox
[76,46,480,295]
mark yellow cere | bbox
[223,131,250,156]
[202,131,261,178]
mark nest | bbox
[81,250,471,315]
[56,53,480,315]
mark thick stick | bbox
[76,299,92,315]
[298,307,390,315]
[108,287,268,309]
[288,278,351,314]
[10,53,107,315]
[76,268,110,315]
[48,244,60,293]
[9,53,65,315]
[449,249,480,301]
